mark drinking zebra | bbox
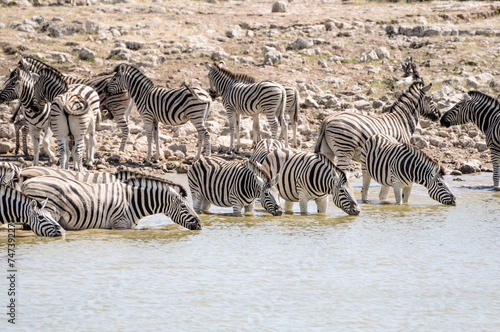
[260,148,360,215]
[441,91,500,190]
[19,57,134,152]
[0,67,57,165]
[40,68,100,170]
[188,156,283,216]
[0,162,21,188]
[205,62,288,151]
[361,134,456,205]
[107,63,212,162]
[0,184,65,237]
[249,138,285,164]
[225,62,300,147]
[22,176,202,230]
[315,81,439,168]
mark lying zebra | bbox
[22,176,202,230]
[0,184,65,237]
[361,134,456,205]
[188,156,283,216]
[260,148,360,215]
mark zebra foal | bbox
[441,91,500,190]
[205,62,288,152]
[0,184,65,237]
[361,134,456,205]
[261,148,360,215]
[107,63,212,162]
[22,176,202,230]
[188,156,283,216]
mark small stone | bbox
[271,1,287,13]
[0,142,12,154]
[459,160,482,174]
[79,47,95,61]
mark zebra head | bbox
[418,83,440,121]
[440,93,473,128]
[0,68,22,104]
[28,199,66,237]
[318,154,360,215]
[426,164,456,206]
[168,190,203,230]
[107,63,130,95]
[205,62,226,99]
[246,160,283,216]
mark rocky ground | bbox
[0,0,499,177]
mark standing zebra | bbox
[107,63,212,162]
[22,176,202,230]
[41,68,100,170]
[0,162,21,188]
[0,67,56,165]
[226,62,300,147]
[260,148,360,215]
[188,156,283,216]
[441,91,500,190]
[205,62,288,151]
[19,57,133,152]
[315,81,439,169]
[1,184,65,237]
[249,138,285,164]
[361,134,456,205]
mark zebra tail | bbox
[278,85,286,123]
[182,83,210,103]
[292,89,299,123]
[314,120,327,154]
[9,104,22,124]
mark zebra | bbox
[249,138,285,164]
[0,162,22,188]
[107,63,212,162]
[227,63,300,147]
[22,175,202,230]
[441,91,500,190]
[8,101,29,156]
[188,156,283,216]
[44,71,100,170]
[0,67,57,165]
[205,61,288,152]
[19,57,133,152]
[314,81,439,170]
[361,134,456,205]
[0,184,65,237]
[260,148,360,215]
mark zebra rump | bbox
[260,148,360,215]
[0,184,64,237]
[188,156,283,216]
[361,134,456,205]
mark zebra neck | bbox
[124,74,154,105]
[0,186,32,225]
[214,72,235,95]
[470,100,499,134]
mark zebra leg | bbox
[290,118,297,148]
[232,201,243,216]
[316,196,328,213]
[235,114,241,152]
[72,133,86,171]
[191,191,203,212]
[227,110,236,152]
[402,184,413,203]
[491,147,500,189]
[153,120,160,163]
[379,186,390,202]
[361,169,371,201]
[21,124,29,156]
[30,126,42,166]
[84,118,96,169]
[392,182,403,205]
[266,112,280,141]
[56,135,69,169]
[192,120,211,158]
[284,200,294,212]
[298,190,309,214]
[279,113,289,148]
[252,114,261,145]
[42,126,57,164]
[143,118,154,163]
[244,202,255,215]
[201,199,211,213]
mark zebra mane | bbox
[38,67,68,89]
[316,153,347,181]
[212,62,256,83]
[19,56,60,74]
[96,71,114,77]
[246,159,272,182]
[468,91,500,109]
[0,183,46,208]
[125,175,188,197]
[113,63,155,89]
[403,143,445,175]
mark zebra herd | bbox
[2,57,500,237]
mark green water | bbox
[1,173,499,331]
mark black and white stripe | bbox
[314,81,439,168]
[0,67,56,165]
[260,148,360,215]
[0,184,64,237]
[205,62,288,151]
[20,166,118,184]
[107,63,212,162]
[361,134,456,205]
[441,91,500,189]
[249,138,285,164]
[22,176,202,230]
[0,162,21,188]
[188,156,283,215]
[19,57,133,152]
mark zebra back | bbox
[20,167,118,183]
[249,139,285,164]
[0,184,64,237]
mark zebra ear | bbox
[463,93,471,101]
[29,199,38,210]
[205,62,212,70]
[30,72,40,82]
[41,198,49,209]
[422,83,432,93]
[219,60,225,68]
[271,173,280,186]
